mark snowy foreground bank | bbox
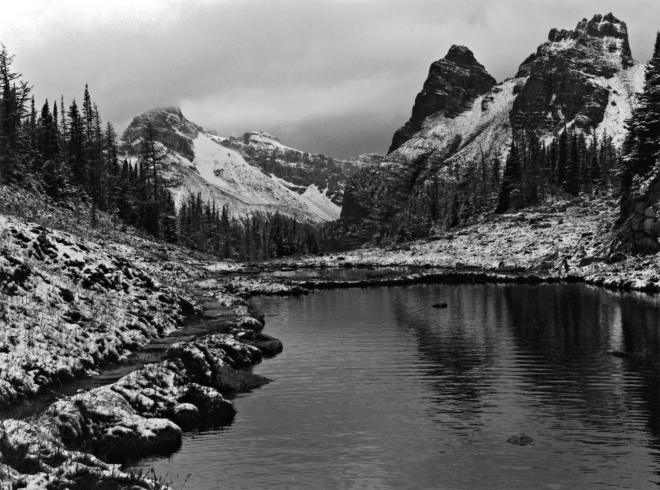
[0,212,282,489]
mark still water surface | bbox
[135,283,660,489]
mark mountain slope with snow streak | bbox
[121,107,345,222]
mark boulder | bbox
[507,433,533,446]
[173,403,200,429]
[237,316,265,333]
[177,384,235,427]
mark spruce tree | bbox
[557,127,569,190]
[495,142,522,213]
[68,100,86,186]
[0,46,31,183]
[564,133,581,196]
[621,32,660,216]
[625,32,660,177]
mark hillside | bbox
[121,108,375,223]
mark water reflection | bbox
[134,283,660,489]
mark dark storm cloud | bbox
[4,0,660,158]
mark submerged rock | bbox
[507,433,533,446]
[607,350,627,358]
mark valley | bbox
[0,7,660,490]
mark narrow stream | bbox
[0,303,234,420]
[133,282,660,489]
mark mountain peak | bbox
[389,45,495,152]
[121,106,202,161]
[243,131,283,145]
[147,105,184,116]
[445,45,478,66]
[544,13,633,68]
[549,13,629,43]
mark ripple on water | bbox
[133,283,660,490]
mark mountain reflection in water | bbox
[135,283,660,490]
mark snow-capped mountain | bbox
[121,107,371,223]
[216,131,368,207]
[341,13,644,234]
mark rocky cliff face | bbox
[218,131,366,207]
[389,45,496,152]
[512,13,635,138]
[341,13,643,242]
[121,108,371,222]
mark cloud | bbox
[2,0,659,158]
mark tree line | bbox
[619,32,660,220]
[496,128,619,212]
[0,45,330,260]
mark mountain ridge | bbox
[341,12,644,242]
[121,107,380,223]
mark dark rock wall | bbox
[389,45,496,152]
[511,13,631,135]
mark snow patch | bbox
[595,62,645,146]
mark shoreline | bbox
[0,292,283,489]
[4,257,656,488]
[218,265,660,299]
[3,197,660,487]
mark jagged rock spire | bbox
[388,45,495,153]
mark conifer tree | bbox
[68,99,86,186]
[564,133,581,195]
[621,32,660,216]
[495,142,521,213]
[0,46,31,183]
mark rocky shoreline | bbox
[241,197,660,296]
[213,265,660,301]
[0,294,283,489]
[0,211,287,489]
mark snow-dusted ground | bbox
[0,212,193,406]
[387,78,521,174]
[255,197,660,294]
[3,185,660,488]
[0,186,285,488]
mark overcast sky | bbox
[2,0,659,158]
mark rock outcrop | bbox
[0,306,282,488]
[512,13,634,136]
[122,106,202,162]
[389,45,496,152]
